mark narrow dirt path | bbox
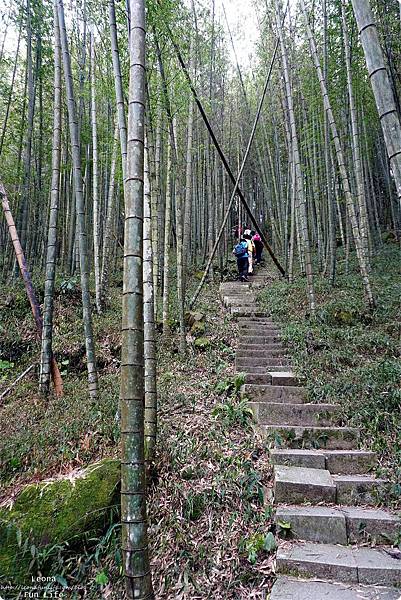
[220,268,401,600]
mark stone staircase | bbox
[220,269,401,600]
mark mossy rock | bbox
[190,320,206,337]
[0,458,120,583]
[194,337,210,350]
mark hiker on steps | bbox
[233,238,249,282]
[253,232,263,265]
[243,233,255,276]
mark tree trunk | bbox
[143,136,157,465]
[90,29,102,314]
[300,0,375,309]
[39,2,63,397]
[275,0,316,315]
[121,1,154,597]
[57,0,98,397]
[351,0,401,220]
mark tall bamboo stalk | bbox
[57,0,98,397]
[121,0,154,596]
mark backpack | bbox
[234,243,247,257]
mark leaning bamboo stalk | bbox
[165,21,285,278]
[0,181,63,396]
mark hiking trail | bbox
[220,268,401,600]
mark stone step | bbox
[236,348,284,359]
[250,402,339,426]
[236,357,290,368]
[275,505,401,545]
[274,465,336,504]
[241,384,307,403]
[238,320,275,327]
[238,365,293,375]
[230,308,266,317]
[237,316,273,322]
[276,541,401,586]
[240,335,281,344]
[270,448,377,474]
[274,465,387,506]
[238,323,279,331]
[241,366,292,376]
[333,474,388,506]
[223,298,256,307]
[237,343,284,352]
[265,425,359,450]
[270,371,299,386]
[270,576,401,600]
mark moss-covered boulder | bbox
[0,458,120,582]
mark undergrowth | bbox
[0,268,275,598]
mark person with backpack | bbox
[244,233,255,275]
[233,238,249,281]
[253,233,263,264]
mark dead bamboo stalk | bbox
[0,180,63,396]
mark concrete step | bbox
[238,364,292,375]
[270,448,377,474]
[265,425,359,450]
[236,356,290,368]
[238,324,279,332]
[241,384,307,403]
[236,348,284,359]
[270,371,299,386]
[250,402,339,426]
[274,466,387,506]
[230,308,266,317]
[333,474,388,506]
[237,343,284,352]
[276,541,401,586]
[275,505,401,545]
[274,465,336,504]
[270,576,401,599]
[240,334,281,344]
[238,320,275,327]
[237,316,273,322]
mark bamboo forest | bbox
[1,0,401,597]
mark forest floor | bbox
[0,242,400,598]
[0,264,275,599]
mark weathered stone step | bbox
[276,541,401,586]
[237,342,284,352]
[274,465,386,505]
[333,474,388,506]
[270,576,401,600]
[223,298,256,307]
[236,348,284,359]
[238,323,278,330]
[240,334,281,344]
[241,384,306,402]
[241,360,291,376]
[238,319,275,326]
[274,465,336,504]
[237,316,273,322]
[275,505,401,545]
[265,425,359,450]
[244,371,298,385]
[236,356,289,368]
[230,308,266,317]
[250,402,339,426]
[270,448,377,474]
